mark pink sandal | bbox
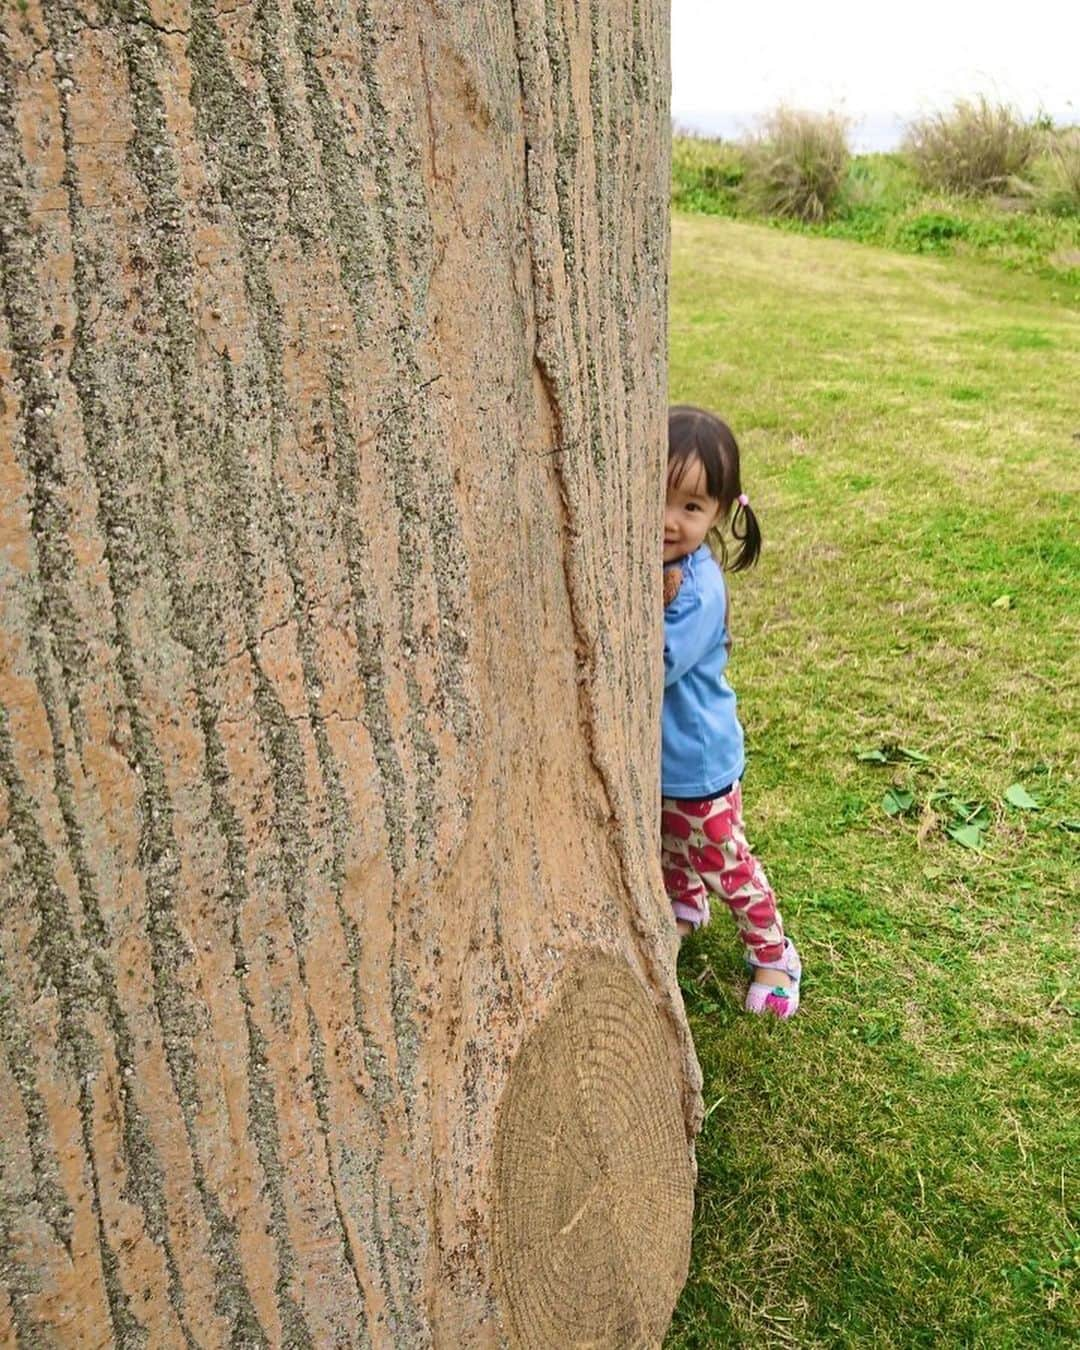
[745,938,802,1018]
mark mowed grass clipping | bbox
[666,215,1079,1348]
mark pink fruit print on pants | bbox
[688,843,726,874]
[745,899,776,928]
[663,866,690,895]
[702,808,735,843]
[718,859,755,896]
[661,811,691,840]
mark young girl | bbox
[661,406,802,1017]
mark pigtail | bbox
[729,495,762,572]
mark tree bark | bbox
[0,1,698,1345]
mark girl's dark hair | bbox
[667,404,762,571]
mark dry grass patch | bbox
[903,98,1036,195]
[1036,127,1080,215]
[741,108,851,222]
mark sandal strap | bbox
[746,937,801,983]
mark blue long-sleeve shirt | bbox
[662,545,745,798]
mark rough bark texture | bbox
[0,1,697,1345]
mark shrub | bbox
[671,132,744,215]
[741,108,851,222]
[895,212,969,253]
[1034,127,1080,215]
[903,98,1037,195]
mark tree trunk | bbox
[0,1,698,1345]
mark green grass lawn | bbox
[666,214,1079,1347]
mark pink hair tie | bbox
[736,493,750,509]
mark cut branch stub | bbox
[492,954,693,1347]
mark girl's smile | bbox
[664,455,723,563]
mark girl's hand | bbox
[663,566,683,607]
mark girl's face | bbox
[664,454,723,563]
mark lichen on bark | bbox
[0,2,694,1345]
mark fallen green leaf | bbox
[1004,783,1039,810]
[856,743,930,766]
[882,787,915,816]
[947,823,984,850]
[947,798,989,826]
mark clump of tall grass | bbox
[1034,127,1080,215]
[904,97,1037,195]
[741,108,850,222]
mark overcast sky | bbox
[672,0,1078,147]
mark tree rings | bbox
[492,954,694,1347]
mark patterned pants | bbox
[660,783,785,964]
